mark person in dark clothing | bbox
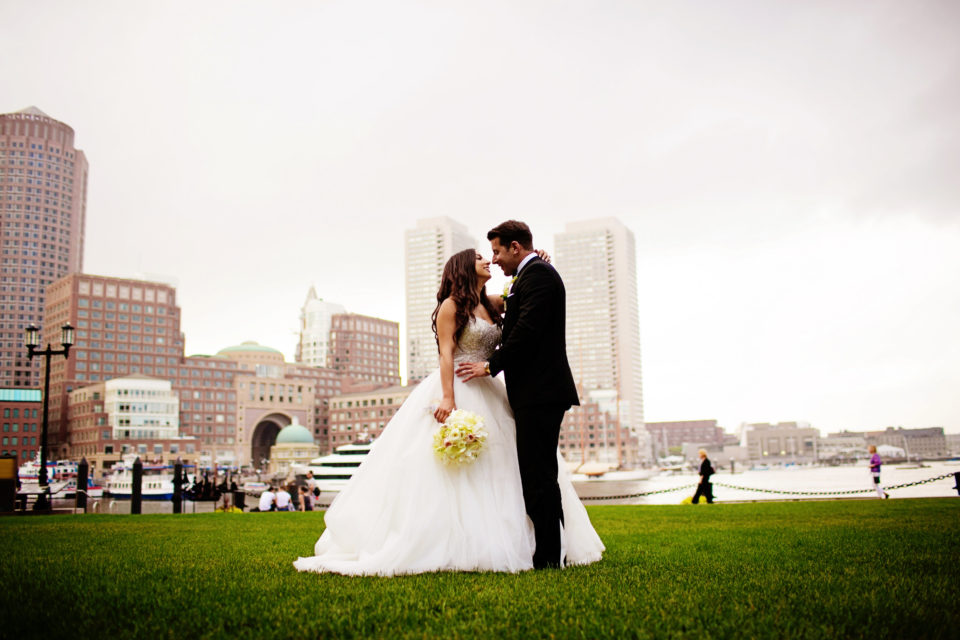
[692,449,714,504]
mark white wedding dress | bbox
[293,317,604,576]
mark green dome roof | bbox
[275,422,314,444]
[217,340,283,355]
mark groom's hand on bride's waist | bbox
[456,361,490,382]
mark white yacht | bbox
[105,455,183,500]
[297,441,374,492]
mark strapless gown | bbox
[293,318,604,576]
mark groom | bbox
[457,220,579,569]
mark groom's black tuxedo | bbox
[488,255,579,568]
[488,256,579,408]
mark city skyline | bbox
[2,2,958,434]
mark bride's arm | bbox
[434,298,457,423]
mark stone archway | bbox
[250,413,292,469]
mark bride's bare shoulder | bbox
[437,297,457,318]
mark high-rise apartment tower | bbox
[404,217,472,383]
[555,218,647,463]
[296,286,345,367]
[0,107,88,388]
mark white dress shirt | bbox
[259,490,276,511]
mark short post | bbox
[953,472,960,497]
[76,457,89,512]
[172,458,183,514]
[131,457,143,515]
[0,453,17,512]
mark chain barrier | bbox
[578,472,956,501]
[581,484,696,501]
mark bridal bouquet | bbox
[433,409,488,465]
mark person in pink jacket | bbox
[868,445,890,499]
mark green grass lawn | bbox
[2,500,958,639]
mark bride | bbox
[293,249,604,576]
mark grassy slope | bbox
[2,500,958,639]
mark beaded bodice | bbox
[453,317,501,364]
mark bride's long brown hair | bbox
[431,248,502,351]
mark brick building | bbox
[645,419,725,455]
[328,313,400,385]
[42,274,183,455]
[326,383,415,448]
[0,388,41,463]
[559,391,644,468]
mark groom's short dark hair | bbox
[487,220,533,250]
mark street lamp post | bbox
[24,323,74,511]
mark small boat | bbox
[241,481,270,495]
[17,457,87,497]
[105,455,177,500]
[298,440,374,492]
[18,457,78,482]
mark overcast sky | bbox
[2,1,958,434]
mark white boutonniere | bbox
[501,276,518,309]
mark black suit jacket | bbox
[488,256,579,409]
[699,458,714,482]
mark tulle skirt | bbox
[293,370,604,576]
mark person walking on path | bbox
[691,449,715,504]
[869,445,890,499]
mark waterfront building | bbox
[295,286,345,368]
[42,273,344,467]
[404,217,473,383]
[741,422,820,462]
[216,341,343,467]
[326,383,415,448]
[555,218,648,466]
[171,355,240,466]
[0,107,89,388]
[865,426,947,460]
[328,312,400,385]
[559,390,642,467]
[947,434,960,457]
[268,418,320,476]
[0,387,41,462]
[680,442,749,469]
[67,375,199,474]
[42,274,184,455]
[646,420,726,456]
[818,431,868,461]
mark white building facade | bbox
[555,218,649,465]
[296,286,346,368]
[404,217,473,383]
[104,376,179,441]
